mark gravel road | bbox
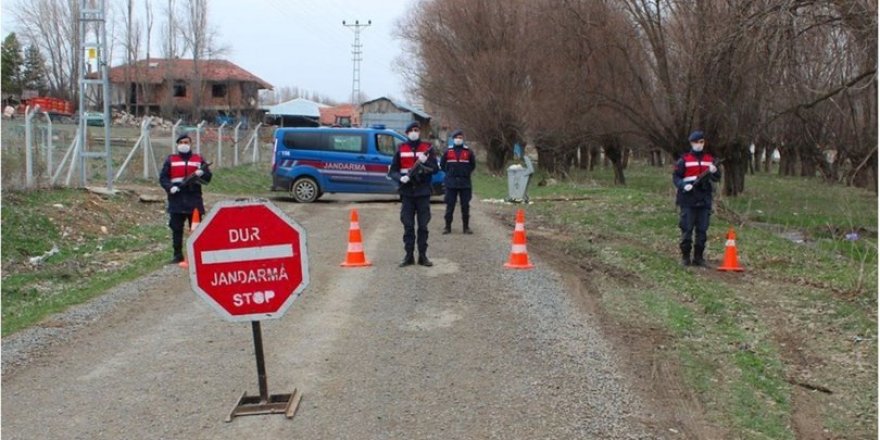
[2,195,660,439]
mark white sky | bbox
[0,0,417,103]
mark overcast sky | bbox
[1,0,417,104]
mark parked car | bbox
[271,126,445,202]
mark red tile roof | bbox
[105,58,273,89]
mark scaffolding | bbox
[70,0,113,189]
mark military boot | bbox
[399,253,415,267]
[692,247,707,267]
[169,247,184,264]
[418,254,434,267]
[680,249,691,267]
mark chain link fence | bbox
[1,115,276,191]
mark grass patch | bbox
[203,163,276,196]
[1,163,277,336]
[475,162,877,438]
[1,188,168,336]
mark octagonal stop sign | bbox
[187,200,309,322]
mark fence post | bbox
[252,123,263,163]
[195,120,206,154]
[217,121,227,168]
[233,122,242,166]
[24,105,38,188]
[42,111,53,184]
[143,117,153,179]
[171,119,182,153]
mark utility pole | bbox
[342,19,370,105]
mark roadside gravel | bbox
[2,195,662,439]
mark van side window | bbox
[329,134,365,153]
[376,134,401,156]
[282,132,323,150]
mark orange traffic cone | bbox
[179,208,201,268]
[341,209,372,267]
[190,208,201,232]
[504,209,535,270]
[717,227,744,272]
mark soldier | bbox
[672,130,721,266]
[388,122,439,267]
[159,133,212,264]
[440,129,476,234]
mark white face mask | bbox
[453,138,463,146]
[691,143,703,152]
[407,131,420,141]
[177,143,191,154]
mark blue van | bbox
[271,127,445,202]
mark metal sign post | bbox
[225,321,302,421]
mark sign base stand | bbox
[225,388,302,422]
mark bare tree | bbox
[9,0,80,100]
[396,0,530,173]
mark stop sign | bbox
[187,199,309,322]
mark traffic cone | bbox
[717,227,744,272]
[341,208,372,267]
[179,209,201,268]
[504,209,535,270]
[190,208,201,232]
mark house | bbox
[360,97,431,134]
[103,58,272,122]
[319,104,359,127]
[262,97,324,127]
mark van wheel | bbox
[291,178,320,203]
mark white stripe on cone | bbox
[726,239,735,246]
[515,223,525,231]
[350,222,359,230]
[347,242,364,252]
[511,244,527,253]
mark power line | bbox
[342,19,370,105]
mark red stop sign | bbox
[187,200,309,321]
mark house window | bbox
[212,84,227,98]
[173,82,186,97]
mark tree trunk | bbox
[603,135,626,185]
[778,145,797,176]
[849,147,878,190]
[799,145,818,178]
[485,138,509,174]
[721,140,749,197]
[589,146,600,171]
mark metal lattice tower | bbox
[342,20,371,105]
[76,0,113,189]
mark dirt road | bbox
[2,196,660,439]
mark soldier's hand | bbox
[416,152,428,163]
[400,175,410,184]
[709,163,717,173]
[684,184,693,192]
[195,169,204,177]
[170,185,180,194]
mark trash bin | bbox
[507,156,534,203]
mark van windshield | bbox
[376,134,402,156]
